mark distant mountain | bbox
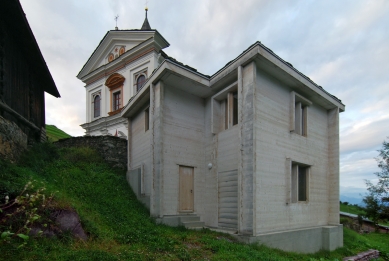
[340,195,365,206]
[46,125,72,142]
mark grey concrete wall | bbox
[254,67,335,234]
[128,103,151,196]
[328,108,340,225]
[161,85,206,216]
[126,167,150,209]
[237,225,343,253]
[150,81,164,217]
[203,97,219,227]
[239,63,256,235]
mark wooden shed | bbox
[0,0,60,143]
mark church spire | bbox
[141,7,151,30]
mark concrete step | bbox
[180,216,200,223]
[181,221,205,229]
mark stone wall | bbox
[0,116,28,162]
[55,136,127,169]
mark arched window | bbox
[94,95,100,118]
[136,75,146,92]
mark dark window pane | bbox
[298,167,307,201]
[136,75,146,92]
[94,95,100,118]
[232,91,238,125]
[113,92,121,111]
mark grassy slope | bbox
[340,203,366,216]
[1,144,388,261]
[46,125,72,142]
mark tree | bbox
[363,138,389,224]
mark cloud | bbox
[18,0,389,190]
[340,117,389,153]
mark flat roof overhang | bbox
[121,60,211,118]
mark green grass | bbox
[340,203,366,216]
[46,124,72,142]
[1,143,388,260]
[340,202,389,227]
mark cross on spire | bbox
[114,15,119,30]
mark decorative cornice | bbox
[105,73,125,90]
[85,47,156,86]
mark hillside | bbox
[1,144,388,260]
[45,124,72,142]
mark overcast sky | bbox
[19,0,389,200]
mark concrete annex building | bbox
[78,11,345,253]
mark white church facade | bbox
[77,17,168,137]
[78,12,345,253]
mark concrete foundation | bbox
[236,225,343,253]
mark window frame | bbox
[112,90,121,111]
[134,69,148,93]
[91,91,102,119]
[105,73,125,116]
[289,160,310,203]
[290,91,312,136]
[211,81,238,134]
[93,94,101,118]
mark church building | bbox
[77,11,167,137]
[78,10,345,254]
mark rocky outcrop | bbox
[0,116,28,162]
[30,209,87,241]
[55,136,127,169]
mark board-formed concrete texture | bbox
[78,21,347,253]
[237,225,343,253]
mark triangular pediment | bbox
[77,30,169,81]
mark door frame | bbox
[178,165,194,213]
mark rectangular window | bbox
[290,92,311,136]
[232,91,238,126]
[113,91,121,111]
[145,107,149,131]
[224,91,238,129]
[210,81,238,134]
[291,163,309,203]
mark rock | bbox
[29,208,87,241]
[52,209,88,241]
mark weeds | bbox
[0,180,55,248]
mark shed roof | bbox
[0,0,60,98]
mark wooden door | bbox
[179,166,194,212]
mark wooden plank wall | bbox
[0,23,45,140]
